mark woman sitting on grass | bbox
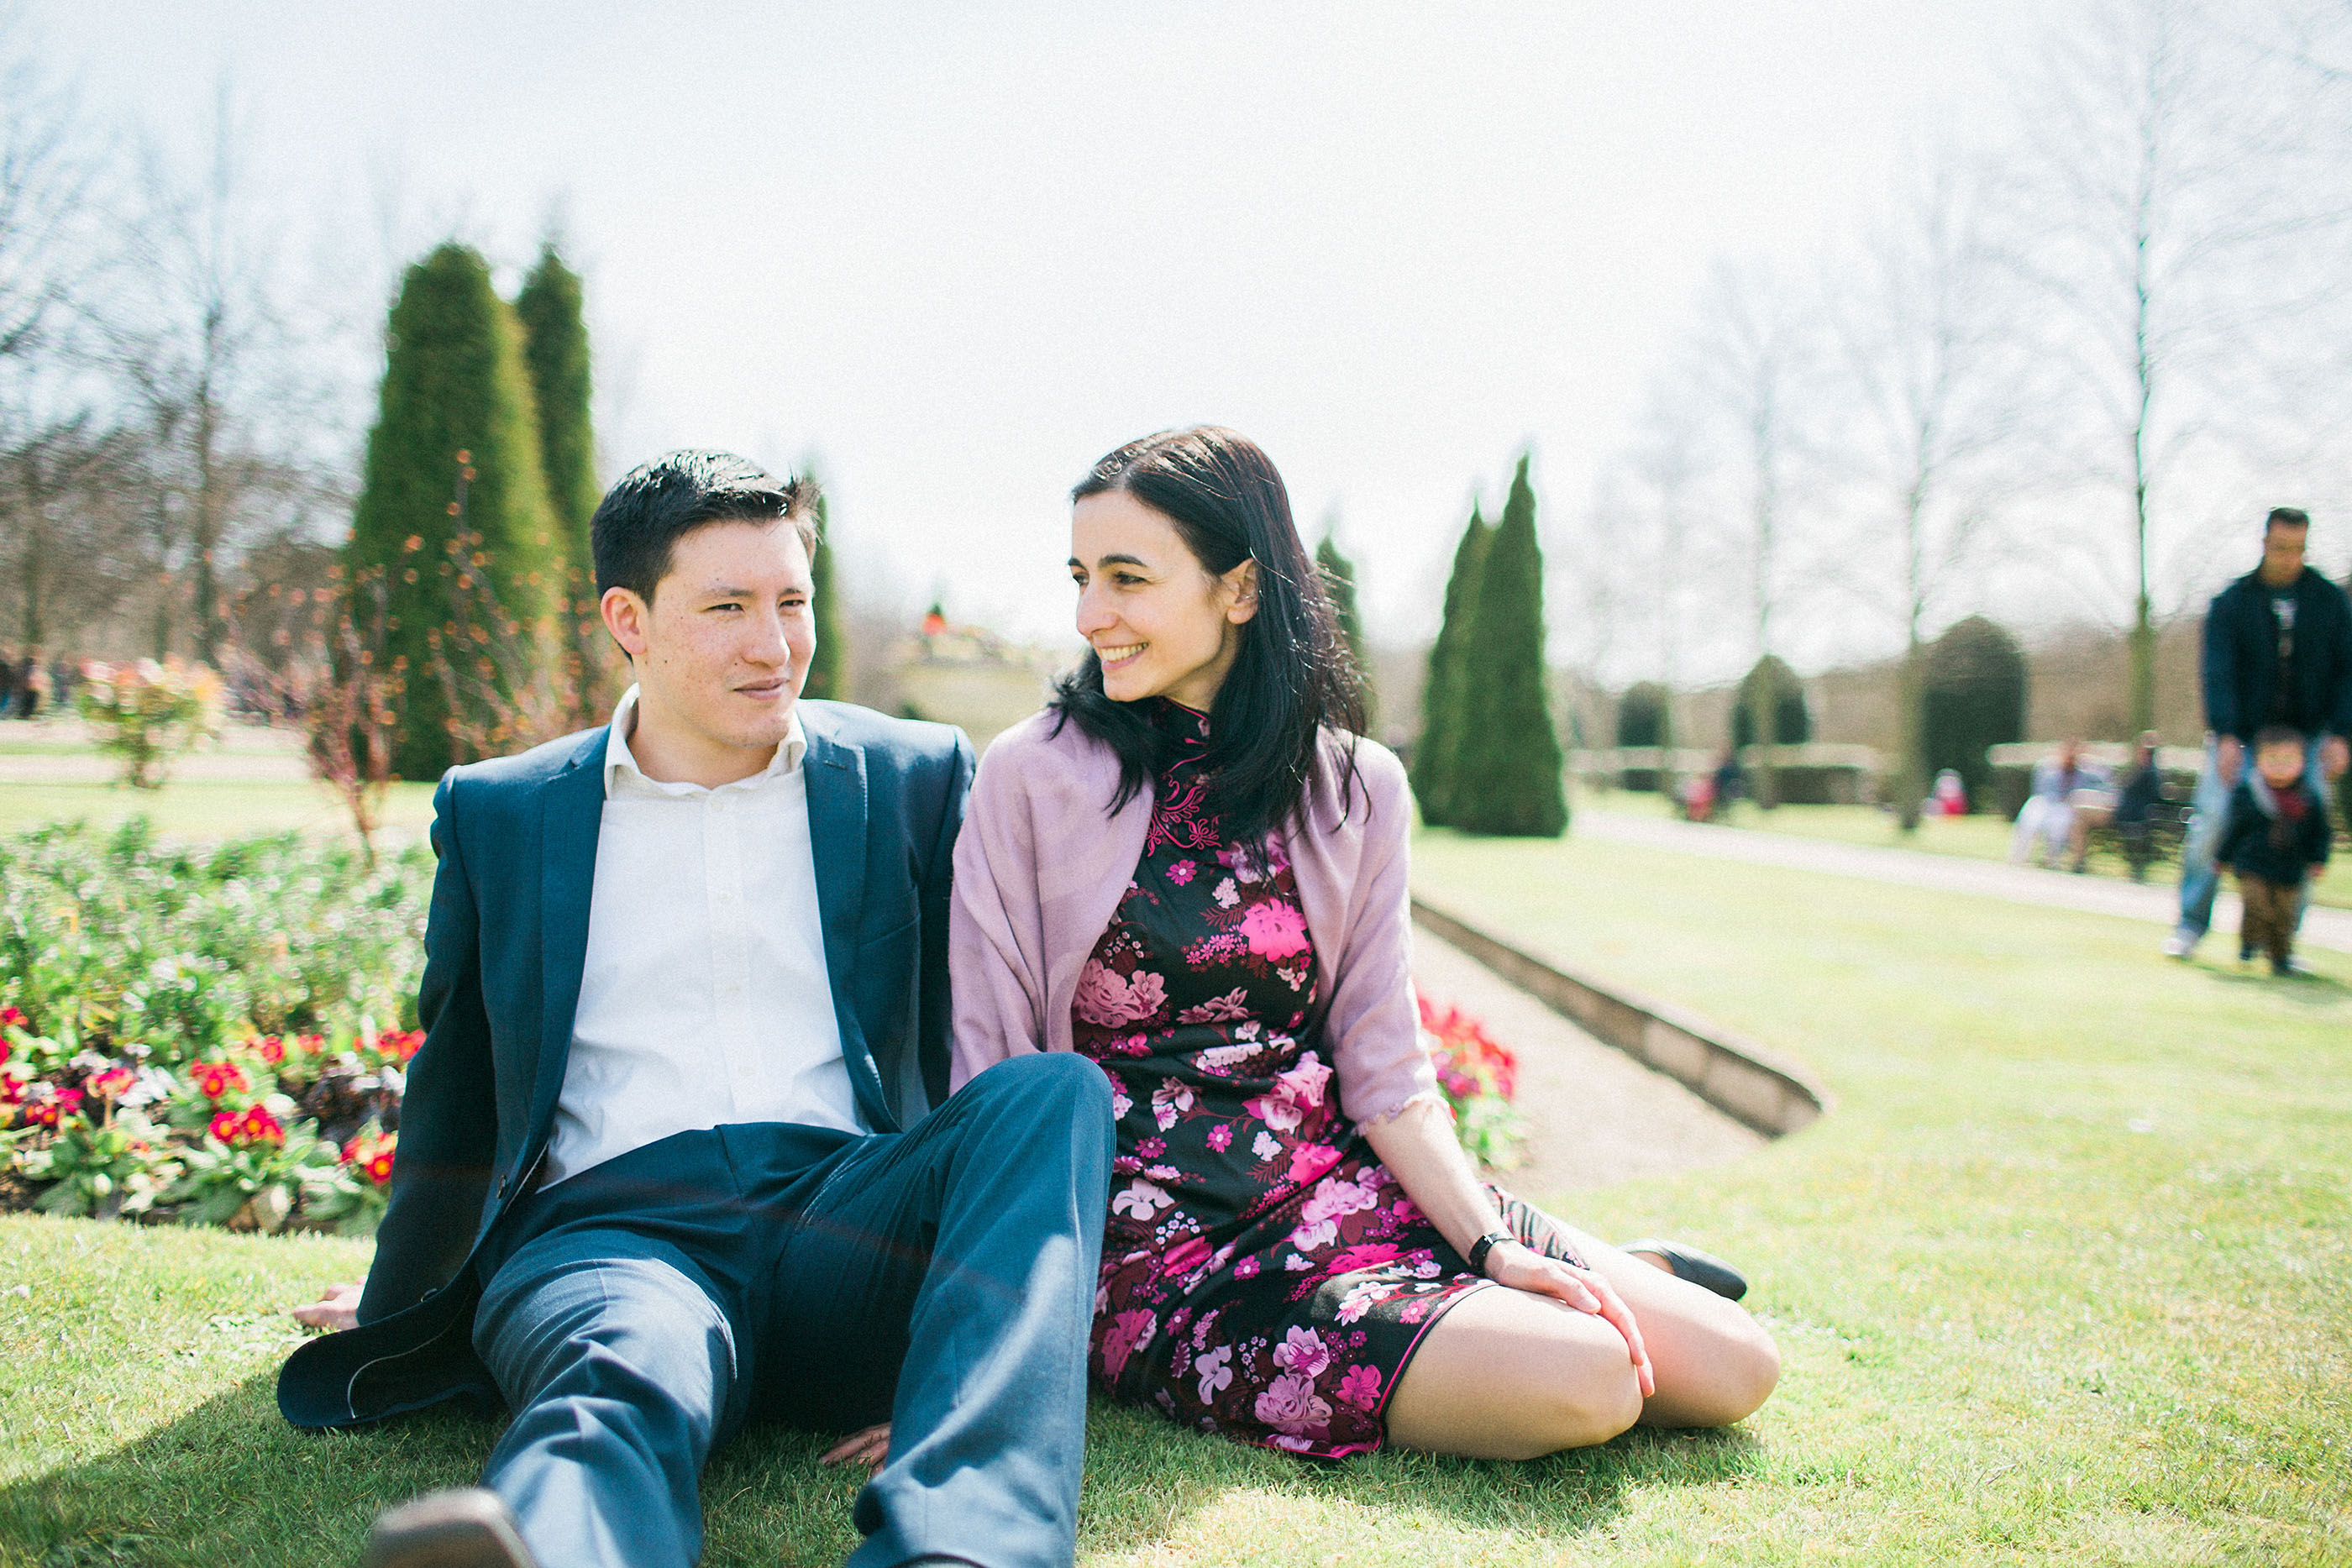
[945,426,1779,1460]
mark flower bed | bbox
[0,818,432,1233]
[1417,994,1527,1169]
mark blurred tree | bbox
[1923,615,2027,812]
[1449,454,1567,836]
[512,244,606,718]
[1614,681,1668,749]
[1731,654,1812,748]
[802,482,843,701]
[1315,521,1371,732]
[345,243,558,779]
[1410,500,1488,825]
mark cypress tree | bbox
[1315,523,1372,732]
[512,244,607,721]
[1448,454,1567,836]
[346,242,559,780]
[1411,501,1489,825]
[802,483,845,701]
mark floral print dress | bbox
[1074,699,1585,1457]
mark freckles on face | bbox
[1068,490,1236,706]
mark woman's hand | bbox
[821,1423,891,1469]
[1484,1241,1656,1399]
[291,1282,363,1332]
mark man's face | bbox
[2255,738,2306,788]
[2260,522,2307,585]
[604,518,816,765]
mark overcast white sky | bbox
[52,0,2296,672]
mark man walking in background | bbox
[2166,508,2352,961]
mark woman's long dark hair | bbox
[1050,426,1367,841]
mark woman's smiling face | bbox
[1069,489,1257,710]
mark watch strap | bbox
[1466,1230,1514,1277]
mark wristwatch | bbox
[1466,1230,1515,1277]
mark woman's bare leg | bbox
[1386,1223,1780,1456]
[1384,1286,1645,1458]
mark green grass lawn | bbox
[0,779,438,843]
[5,826,2349,1565]
[1585,785,2352,911]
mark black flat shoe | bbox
[1618,1238,1749,1302]
[362,1488,538,1568]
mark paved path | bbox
[1573,809,2352,956]
[1411,926,1763,1196]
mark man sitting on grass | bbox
[279,451,1112,1568]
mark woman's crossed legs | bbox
[1384,1219,1779,1460]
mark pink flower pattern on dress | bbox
[1071,698,1587,1460]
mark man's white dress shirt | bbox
[543,686,862,1186]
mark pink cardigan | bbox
[948,708,1439,1125]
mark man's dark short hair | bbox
[2266,506,2311,532]
[590,450,821,603]
[2254,723,2305,754]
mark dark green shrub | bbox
[1731,653,1811,747]
[1924,615,2028,811]
[1617,682,1669,748]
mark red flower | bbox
[87,1067,137,1099]
[24,1087,80,1129]
[213,1104,286,1147]
[192,1061,250,1100]
[208,1108,242,1143]
[377,1030,425,1063]
[297,1033,327,1058]
[342,1130,398,1185]
[0,1004,26,1029]
[255,1036,286,1066]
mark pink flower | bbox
[1239,901,1310,962]
[1286,1143,1341,1184]
[1175,988,1252,1025]
[1337,1365,1383,1410]
[1274,1056,1331,1109]
[1192,1343,1232,1403]
[1329,1242,1403,1275]
[1205,1124,1234,1152]
[1253,1372,1333,1437]
[1074,961,1168,1027]
[1161,1237,1210,1278]
[1271,1327,1330,1378]
[1168,859,1197,885]
[1234,1256,1262,1279]
[1100,1308,1156,1379]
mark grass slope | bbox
[3,828,2347,1565]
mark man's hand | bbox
[291,1282,363,1332]
[821,1423,891,1469]
[2218,735,2244,784]
[2323,734,2349,780]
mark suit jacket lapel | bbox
[531,728,610,1142]
[802,708,889,1126]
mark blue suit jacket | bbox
[277,700,974,1429]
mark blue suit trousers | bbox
[469,1052,1112,1568]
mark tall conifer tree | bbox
[802,483,845,701]
[513,248,612,718]
[1315,524,1372,732]
[1411,501,1489,825]
[1449,454,1567,836]
[346,243,559,780]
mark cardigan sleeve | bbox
[947,737,1052,1090]
[1313,742,1441,1126]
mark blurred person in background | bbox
[2217,726,2333,975]
[16,648,50,719]
[2009,737,2102,868]
[2068,732,2169,880]
[2166,509,2352,959]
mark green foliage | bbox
[1614,681,1669,749]
[23,1110,175,1219]
[1924,614,2028,810]
[1315,527,1373,731]
[803,485,844,701]
[512,245,597,586]
[514,244,611,722]
[1447,456,1567,836]
[0,818,430,1061]
[346,242,560,780]
[76,658,224,790]
[1730,653,1811,747]
[1410,502,1488,825]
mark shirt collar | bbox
[602,684,806,799]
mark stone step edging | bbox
[1410,896,1830,1139]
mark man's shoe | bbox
[1618,1238,1748,1302]
[2162,929,2198,960]
[362,1489,538,1568]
